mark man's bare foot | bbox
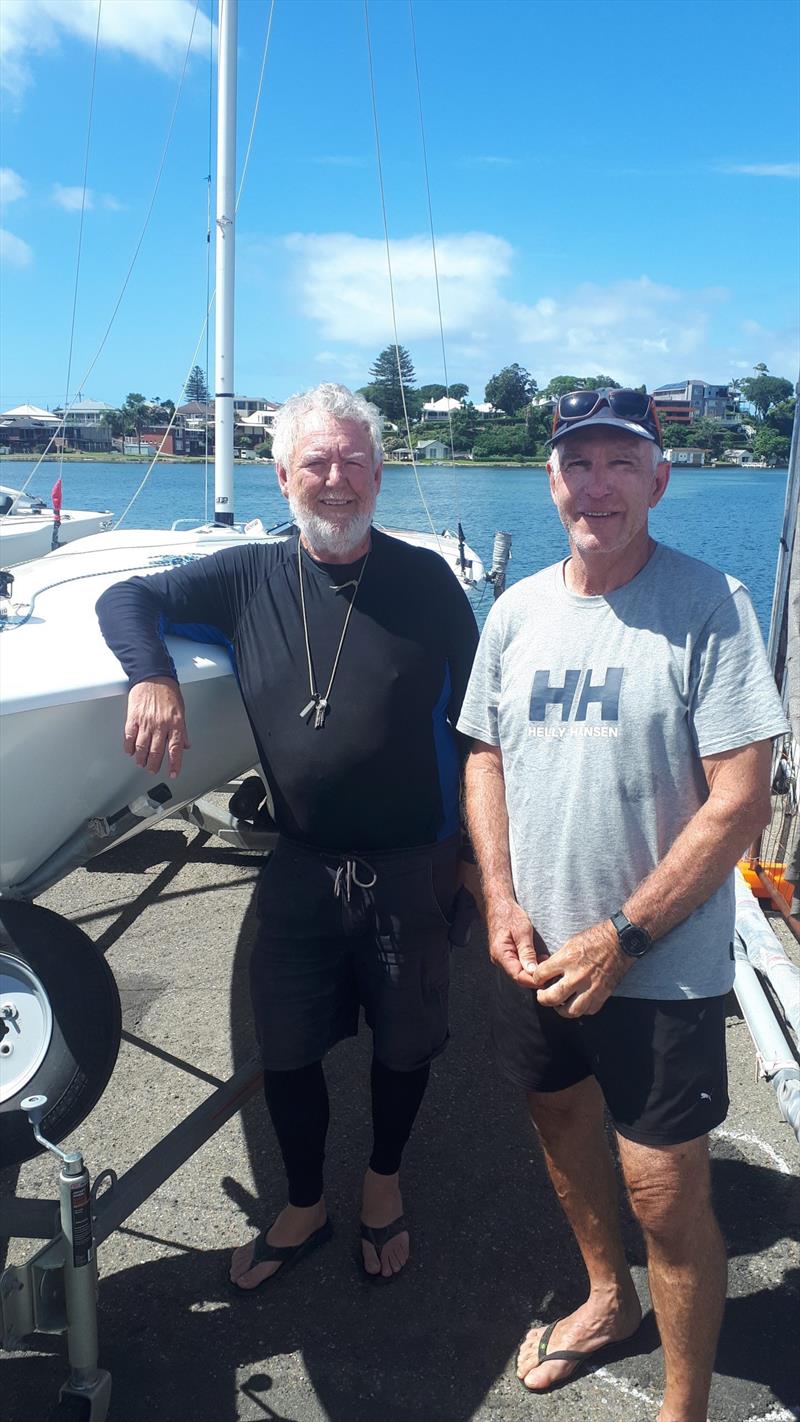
[360,1168,408,1279]
[517,1286,642,1392]
[229,1199,327,1290]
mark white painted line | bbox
[739,1407,800,1421]
[593,1366,659,1410]
[713,1126,792,1175]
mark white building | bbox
[416,438,450,460]
[421,397,463,421]
[652,381,731,421]
[665,447,705,466]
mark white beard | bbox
[289,500,374,559]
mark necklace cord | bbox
[297,539,371,720]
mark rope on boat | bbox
[407,0,461,527]
[363,0,442,554]
[117,0,277,529]
[17,0,204,497]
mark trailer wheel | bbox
[0,901,121,1169]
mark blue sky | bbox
[1,0,798,412]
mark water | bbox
[4,458,788,634]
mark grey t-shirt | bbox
[458,543,788,999]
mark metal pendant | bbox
[313,697,329,729]
[300,698,316,720]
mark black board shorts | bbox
[492,963,729,1146]
[250,835,459,1073]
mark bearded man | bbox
[96,383,478,1287]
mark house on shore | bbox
[0,403,60,453]
[416,438,450,460]
[665,446,705,466]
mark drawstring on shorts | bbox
[333,856,378,902]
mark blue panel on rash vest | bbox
[432,664,460,840]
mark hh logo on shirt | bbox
[528,667,623,739]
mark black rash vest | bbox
[96,529,479,852]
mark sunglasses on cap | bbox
[551,388,662,445]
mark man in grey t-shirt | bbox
[459,389,786,1419]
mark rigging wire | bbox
[407,0,461,526]
[363,0,441,550]
[17,0,103,500]
[19,0,203,494]
[237,0,276,209]
[116,0,277,527]
[204,0,215,522]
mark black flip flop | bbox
[359,1214,408,1285]
[229,1217,332,1295]
[517,1317,627,1393]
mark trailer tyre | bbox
[0,901,121,1169]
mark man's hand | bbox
[123,677,190,779]
[530,920,631,1017]
[486,894,540,987]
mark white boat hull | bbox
[0,526,274,894]
[0,520,482,895]
[0,507,113,566]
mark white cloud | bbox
[280,229,795,389]
[285,231,514,345]
[0,0,213,100]
[0,227,33,266]
[0,168,27,203]
[719,163,800,178]
[53,183,93,212]
[51,186,122,212]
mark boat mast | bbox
[214,0,237,525]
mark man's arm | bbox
[532,738,774,1017]
[96,545,259,778]
[464,740,538,986]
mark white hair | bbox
[549,435,663,473]
[271,383,383,472]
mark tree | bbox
[540,376,585,400]
[526,405,552,453]
[740,375,794,420]
[449,407,478,453]
[583,374,622,390]
[368,345,417,422]
[472,421,529,460]
[540,374,622,400]
[659,422,692,449]
[450,383,469,401]
[688,418,729,460]
[121,392,149,453]
[752,427,790,465]
[485,364,537,416]
[418,384,447,402]
[764,398,796,439]
[184,365,210,403]
[100,408,126,439]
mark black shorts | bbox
[492,963,729,1147]
[250,835,459,1073]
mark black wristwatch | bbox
[611,910,653,959]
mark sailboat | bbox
[0,475,112,566]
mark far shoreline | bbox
[0,453,781,473]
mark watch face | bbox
[612,912,652,958]
[620,926,650,958]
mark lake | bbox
[4,458,789,635]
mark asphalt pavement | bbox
[2,822,799,1422]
